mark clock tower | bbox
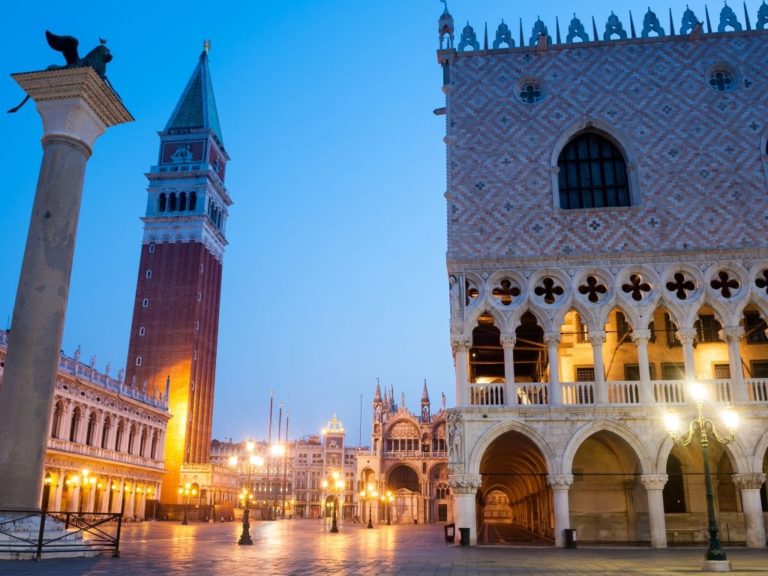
[125,44,231,504]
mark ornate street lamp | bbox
[381,490,394,525]
[177,482,197,525]
[229,441,263,545]
[665,382,739,565]
[322,471,346,533]
[360,483,379,529]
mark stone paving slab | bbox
[1,520,766,575]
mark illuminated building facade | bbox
[439,4,768,546]
[356,382,451,524]
[0,331,169,518]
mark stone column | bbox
[589,331,607,403]
[449,474,481,545]
[127,483,136,519]
[547,475,573,547]
[86,483,97,513]
[69,484,81,513]
[453,339,470,407]
[722,326,746,403]
[53,473,64,512]
[501,335,515,406]
[98,479,110,513]
[631,330,654,404]
[677,328,697,380]
[136,488,146,520]
[546,335,562,405]
[733,473,766,548]
[112,479,125,514]
[641,474,668,548]
[0,67,132,510]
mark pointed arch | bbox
[656,434,749,475]
[508,305,551,335]
[562,420,655,476]
[464,306,507,337]
[550,117,641,209]
[466,419,558,476]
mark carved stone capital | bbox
[640,474,668,491]
[675,327,697,345]
[451,338,472,353]
[732,473,766,490]
[544,333,560,347]
[721,326,744,342]
[546,474,574,490]
[631,329,652,344]
[449,473,482,494]
[500,335,516,348]
[588,331,606,346]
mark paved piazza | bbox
[2,520,768,575]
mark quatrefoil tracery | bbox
[710,270,740,299]
[756,269,768,295]
[578,275,608,303]
[492,278,521,306]
[465,280,479,305]
[666,272,696,300]
[622,274,651,301]
[534,277,564,304]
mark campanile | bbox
[125,44,230,502]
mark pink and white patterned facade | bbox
[440,4,768,548]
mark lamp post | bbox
[322,471,345,533]
[229,441,263,545]
[360,483,379,529]
[665,382,739,566]
[381,490,394,525]
[177,483,196,525]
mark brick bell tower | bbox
[125,42,231,503]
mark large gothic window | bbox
[558,132,630,209]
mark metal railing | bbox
[0,508,122,560]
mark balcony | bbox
[466,379,768,407]
[47,438,165,471]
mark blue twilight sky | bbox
[2,1,759,442]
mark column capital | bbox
[675,327,697,344]
[13,67,132,151]
[451,337,472,352]
[544,333,560,346]
[500,335,516,348]
[588,331,606,346]
[631,329,652,343]
[721,325,745,342]
[732,473,766,490]
[546,474,574,490]
[640,474,668,491]
[448,474,482,494]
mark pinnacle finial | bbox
[203,39,211,54]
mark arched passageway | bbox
[569,430,646,543]
[478,430,552,545]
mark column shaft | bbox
[454,344,469,407]
[547,337,561,405]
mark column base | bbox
[700,560,731,572]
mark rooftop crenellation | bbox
[438,1,768,53]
